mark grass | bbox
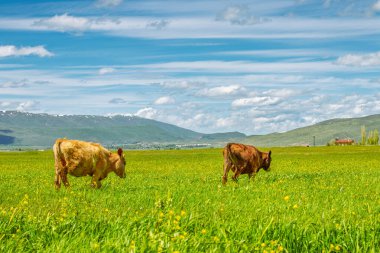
[0,146,379,252]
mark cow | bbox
[222,143,271,184]
[53,139,126,189]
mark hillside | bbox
[244,114,380,147]
[0,111,245,148]
[1,111,380,148]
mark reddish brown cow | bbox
[53,139,126,189]
[222,143,271,184]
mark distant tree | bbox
[374,129,379,145]
[327,139,337,146]
[367,130,374,145]
[361,125,366,145]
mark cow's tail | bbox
[225,143,237,165]
[222,143,235,184]
[53,139,66,168]
[53,139,66,189]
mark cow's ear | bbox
[269,150,272,157]
[117,148,123,156]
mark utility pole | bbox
[313,136,316,146]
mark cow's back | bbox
[55,139,106,176]
[225,143,260,167]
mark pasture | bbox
[0,146,379,252]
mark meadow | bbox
[0,146,379,252]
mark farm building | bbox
[334,138,355,145]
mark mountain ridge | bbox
[1,111,380,148]
[0,111,245,148]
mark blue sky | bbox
[1,0,380,134]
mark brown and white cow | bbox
[222,143,271,184]
[53,139,126,189]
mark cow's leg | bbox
[54,173,61,189]
[91,174,102,188]
[60,170,70,187]
[91,180,102,189]
[60,161,73,188]
[232,168,242,182]
[54,164,61,189]
[222,161,231,185]
[248,172,256,182]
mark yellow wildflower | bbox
[92,242,100,250]
[201,229,207,234]
[130,240,136,250]
[284,196,290,201]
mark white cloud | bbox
[0,79,28,88]
[154,96,175,105]
[373,1,380,12]
[135,107,157,119]
[3,15,380,40]
[109,98,127,104]
[262,88,300,98]
[216,117,235,128]
[336,51,380,66]
[98,67,116,75]
[96,0,123,8]
[140,60,352,74]
[232,96,280,107]
[197,85,245,97]
[216,5,270,25]
[0,45,53,58]
[0,100,40,111]
[146,20,169,30]
[33,13,91,32]
[16,101,40,111]
[159,80,203,89]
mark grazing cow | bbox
[222,143,271,184]
[53,139,126,189]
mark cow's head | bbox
[262,150,272,171]
[113,148,126,178]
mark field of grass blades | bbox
[0,146,379,252]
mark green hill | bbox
[1,111,379,148]
[244,114,380,147]
[0,111,245,149]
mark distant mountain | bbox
[244,114,380,147]
[1,111,379,149]
[0,111,245,148]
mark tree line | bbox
[361,126,379,145]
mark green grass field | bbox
[0,146,379,252]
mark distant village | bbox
[328,126,379,146]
